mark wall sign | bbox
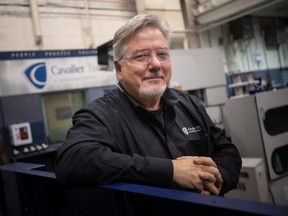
[0,49,116,96]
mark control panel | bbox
[9,122,33,146]
[9,122,49,157]
[12,143,49,157]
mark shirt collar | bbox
[117,82,180,109]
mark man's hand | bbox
[194,157,223,194]
[172,156,223,195]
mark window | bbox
[41,92,84,144]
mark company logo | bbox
[24,62,47,89]
[182,125,202,135]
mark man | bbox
[55,14,242,195]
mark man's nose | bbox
[148,55,162,67]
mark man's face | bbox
[115,26,172,103]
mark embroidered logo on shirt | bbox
[182,125,202,135]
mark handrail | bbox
[1,162,288,216]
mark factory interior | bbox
[0,0,288,215]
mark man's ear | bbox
[114,60,122,80]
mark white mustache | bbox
[143,71,164,79]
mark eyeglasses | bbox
[120,48,170,66]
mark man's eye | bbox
[157,52,169,59]
[133,53,149,61]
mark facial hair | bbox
[139,71,167,98]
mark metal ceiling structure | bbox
[181,0,288,32]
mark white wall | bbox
[0,0,137,51]
[0,0,287,74]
